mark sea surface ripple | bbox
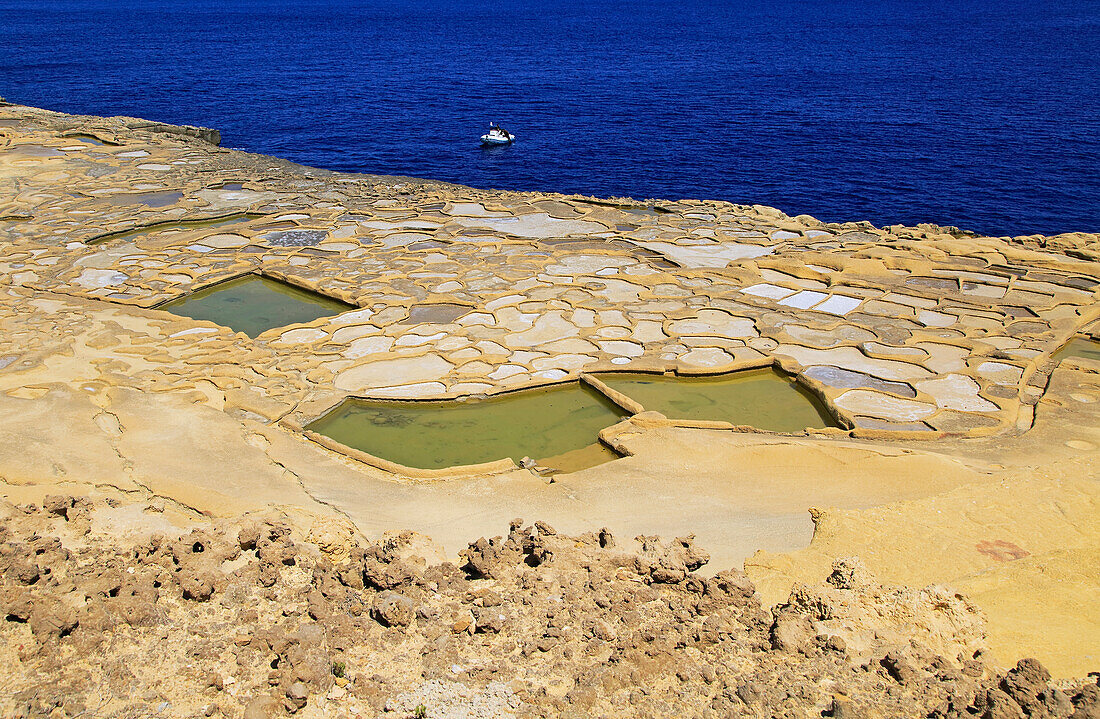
[1,0,1098,236]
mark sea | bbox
[1,0,1098,237]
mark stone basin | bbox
[88,213,263,245]
[156,274,355,338]
[1054,337,1100,364]
[306,383,626,472]
[101,190,183,207]
[596,368,837,433]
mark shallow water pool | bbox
[597,368,836,433]
[307,383,626,471]
[157,274,354,338]
[1054,337,1100,365]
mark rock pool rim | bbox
[86,212,267,245]
[297,364,855,480]
[1051,334,1100,368]
[573,198,675,215]
[152,270,360,336]
[584,364,843,432]
[300,379,631,480]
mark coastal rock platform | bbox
[1,103,1098,715]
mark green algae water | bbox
[598,368,836,432]
[1054,337,1100,364]
[158,274,354,338]
[307,383,626,471]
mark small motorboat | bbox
[480,123,515,146]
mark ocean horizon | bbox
[2,0,1098,237]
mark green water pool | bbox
[1054,337,1100,364]
[597,368,836,432]
[307,383,626,472]
[157,274,354,338]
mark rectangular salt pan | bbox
[813,295,863,316]
[779,291,827,309]
[741,283,795,300]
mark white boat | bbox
[480,123,515,146]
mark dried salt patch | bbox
[834,390,936,421]
[272,213,310,222]
[137,163,172,170]
[335,355,454,392]
[680,347,732,368]
[65,241,86,249]
[74,268,127,288]
[774,345,931,381]
[325,307,373,325]
[667,310,756,339]
[395,332,447,347]
[805,264,833,273]
[169,328,218,338]
[488,364,527,380]
[319,242,356,252]
[609,357,632,365]
[852,416,932,432]
[813,295,863,315]
[277,328,329,344]
[485,294,524,311]
[598,340,643,357]
[962,282,1007,299]
[343,336,394,358]
[454,213,604,238]
[456,312,496,327]
[536,369,569,379]
[370,382,448,398]
[362,219,441,231]
[198,233,250,249]
[331,324,380,344]
[638,241,774,268]
[884,292,937,309]
[115,150,149,157]
[450,382,494,394]
[447,202,508,217]
[976,361,1024,385]
[805,229,833,238]
[185,244,216,253]
[741,283,796,300]
[916,374,1000,412]
[770,230,800,240]
[918,310,956,327]
[779,291,828,309]
[379,232,431,248]
[435,281,462,293]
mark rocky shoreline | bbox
[4,495,1098,718]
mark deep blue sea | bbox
[1,0,1098,237]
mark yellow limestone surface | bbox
[1,103,1099,678]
